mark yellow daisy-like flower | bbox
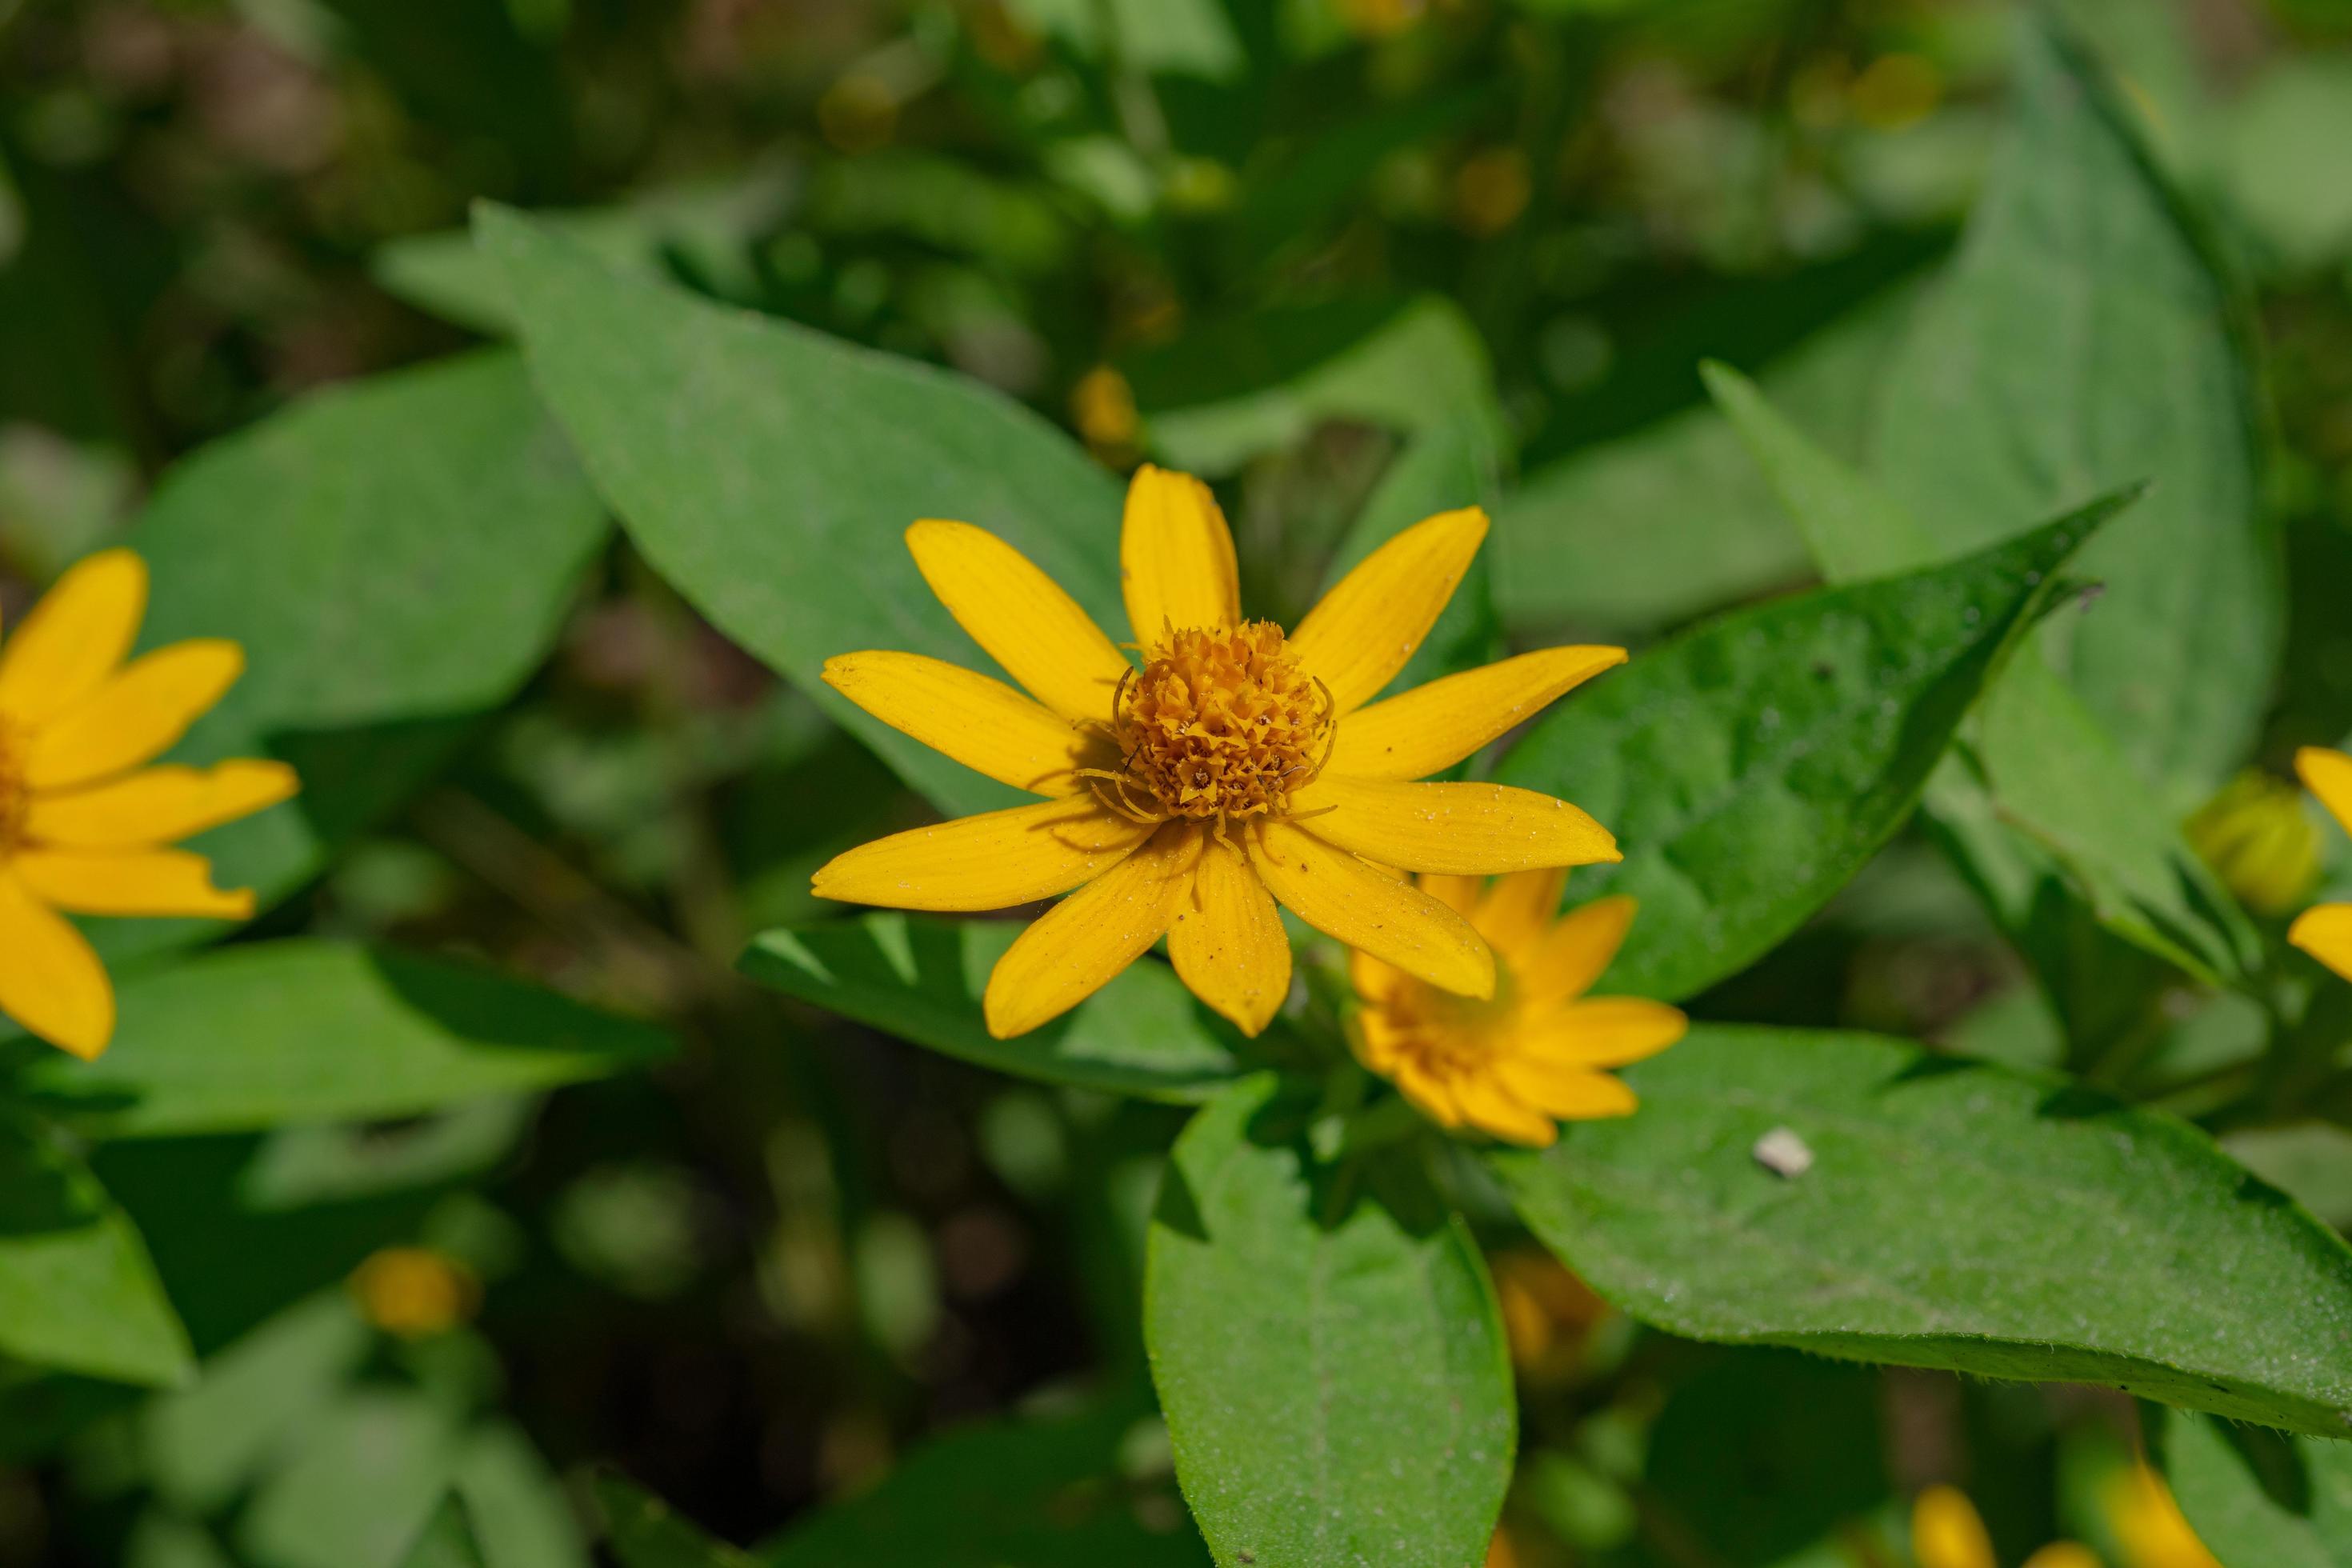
[812,465,1626,1040]
[2292,746,2352,982]
[0,549,297,1059]
[1348,875,1685,1147]
[1910,1485,2099,1568]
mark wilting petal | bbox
[825,651,1096,795]
[1325,645,1626,779]
[1248,817,1492,998]
[2298,746,2352,838]
[1167,831,1290,1037]
[1515,997,1685,1069]
[1288,508,1486,713]
[813,795,1154,912]
[0,872,114,1058]
[2290,902,2352,984]
[1120,465,1239,648]
[1518,895,1638,1011]
[1294,777,1618,876]
[12,848,254,919]
[983,823,1200,1038]
[0,549,147,730]
[22,641,243,792]
[904,520,1130,722]
[26,760,298,850]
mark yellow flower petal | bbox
[1416,873,1485,916]
[1471,866,1569,958]
[25,760,298,850]
[1289,507,1487,713]
[2019,1545,2102,1568]
[1120,465,1239,647]
[1167,831,1290,1037]
[11,848,255,919]
[1347,946,1410,1010]
[1390,1057,1466,1128]
[1912,1486,1997,1568]
[0,548,147,730]
[21,640,243,792]
[824,651,1095,795]
[1294,777,1619,876]
[1491,1057,1638,1121]
[1519,895,1637,1010]
[983,823,1199,1037]
[2298,745,2352,838]
[2290,902,2352,983]
[1451,1072,1558,1146]
[1326,645,1626,779]
[1248,817,1494,998]
[0,870,114,1058]
[812,794,1154,912]
[905,520,1130,722]
[1517,998,1686,1069]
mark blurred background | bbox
[2,0,2350,1563]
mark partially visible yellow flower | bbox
[1491,1246,1610,1374]
[1349,878,1683,1146]
[350,1246,480,1339]
[2292,746,2352,981]
[2105,1462,2219,1568]
[1070,365,1140,457]
[1453,146,1532,237]
[813,466,1626,1040]
[0,550,296,1059]
[2186,768,2322,916]
[1483,1524,1521,1568]
[1911,1486,2101,1568]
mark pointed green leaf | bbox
[479,203,1126,820]
[1493,493,2130,1002]
[1146,1076,1514,1568]
[0,1118,191,1386]
[740,915,1245,1102]
[1493,1026,2352,1438]
[399,1499,490,1568]
[8,941,670,1138]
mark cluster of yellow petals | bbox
[0,550,295,1059]
[1910,1466,2221,1568]
[1350,874,1684,1146]
[812,463,1627,1044]
[2291,746,2352,982]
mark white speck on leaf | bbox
[1753,1126,1814,1178]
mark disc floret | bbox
[1089,621,1335,828]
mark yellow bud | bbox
[349,1246,480,1339]
[1452,147,1531,238]
[1850,53,1942,132]
[1337,0,1426,40]
[1070,366,1140,455]
[818,74,898,155]
[2186,770,2322,917]
[2106,1463,2222,1568]
[1912,1485,1997,1568]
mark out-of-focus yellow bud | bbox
[2106,1462,2222,1568]
[818,73,898,154]
[1850,53,1942,132]
[962,0,1039,73]
[1483,1524,1522,1568]
[2186,770,2322,917]
[1911,1485,1997,1568]
[1337,0,1427,40]
[2020,1544,2103,1568]
[1162,158,1238,214]
[349,1247,480,1339]
[1452,146,1532,237]
[1490,1249,1609,1377]
[1070,366,1140,458]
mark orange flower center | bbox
[1362,971,1518,1080]
[1092,621,1335,826]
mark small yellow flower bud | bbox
[1070,365,1140,458]
[2186,770,2322,917]
[349,1246,480,1339]
[1452,147,1532,238]
[2105,1462,2222,1568]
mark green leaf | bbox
[1704,359,2257,986]
[739,914,1246,1102]
[7,941,670,1138]
[399,1499,490,1568]
[0,1118,191,1386]
[2153,1405,2352,1566]
[144,1293,373,1513]
[1492,1025,2352,1438]
[596,1476,758,1568]
[1127,298,1503,478]
[1872,18,2279,802]
[759,1392,1207,1567]
[2219,55,2352,276]
[237,1390,467,1568]
[479,203,1126,821]
[1492,494,2130,1002]
[1146,1076,1514,1568]
[106,350,607,961]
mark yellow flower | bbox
[2186,768,2321,916]
[2105,1462,2220,1568]
[1348,878,1683,1146]
[0,549,296,1059]
[2292,746,2352,982]
[1070,366,1140,456]
[349,1246,481,1339]
[1911,1485,2101,1568]
[812,466,1626,1040]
